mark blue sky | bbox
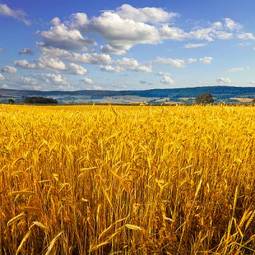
[1,0,255,90]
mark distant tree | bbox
[24,97,58,105]
[195,93,214,105]
[8,98,15,104]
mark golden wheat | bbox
[0,105,255,254]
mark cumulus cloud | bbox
[19,48,33,55]
[82,77,93,85]
[40,47,112,65]
[1,65,17,73]
[189,19,240,42]
[37,5,255,57]
[15,57,89,76]
[216,77,232,84]
[0,4,30,25]
[115,58,152,72]
[40,17,93,50]
[0,73,5,80]
[237,33,255,40]
[159,72,175,85]
[115,4,178,24]
[224,18,242,31]
[68,63,87,75]
[91,11,160,54]
[100,65,123,73]
[38,57,66,70]
[15,60,37,69]
[159,25,188,40]
[42,73,70,89]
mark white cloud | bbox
[15,60,37,69]
[100,65,123,73]
[184,43,207,49]
[82,77,93,85]
[15,57,89,76]
[189,19,239,42]
[159,72,175,85]
[40,47,112,65]
[227,66,249,73]
[216,77,232,84]
[38,7,255,57]
[115,4,178,24]
[40,17,92,50]
[71,53,112,65]
[156,56,213,67]
[199,56,213,64]
[115,57,152,72]
[101,44,129,56]
[224,18,242,31]
[38,57,66,70]
[0,73,5,80]
[91,11,160,54]
[19,48,33,55]
[0,4,30,25]
[68,63,87,75]
[1,65,17,73]
[43,73,69,87]
[68,13,89,30]
[160,25,188,40]
[156,57,186,68]
[237,33,255,40]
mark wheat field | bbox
[0,105,255,255]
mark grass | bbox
[0,105,255,254]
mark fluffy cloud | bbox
[43,73,69,89]
[159,72,175,85]
[100,65,123,73]
[115,58,152,72]
[100,58,152,73]
[40,17,92,50]
[0,4,30,25]
[91,12,160,54]
[38,57,66,70]
[115,4,178,24]
[216,77,232,84]
[224,18,242,31]
[82,77,93,85]
[189,19,239,42]
[0,73,5,80]
[19,48,33,55]
[159,25,188,40]
[40,47,112,65]
[1,65,17,73]
[15,60,37,69]
[37,6,255,57]
[199,56,213,64]
[68,63,87,75]
[237,33,255,40]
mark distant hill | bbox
[0,86,255,104]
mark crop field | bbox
[0,105,255,255]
